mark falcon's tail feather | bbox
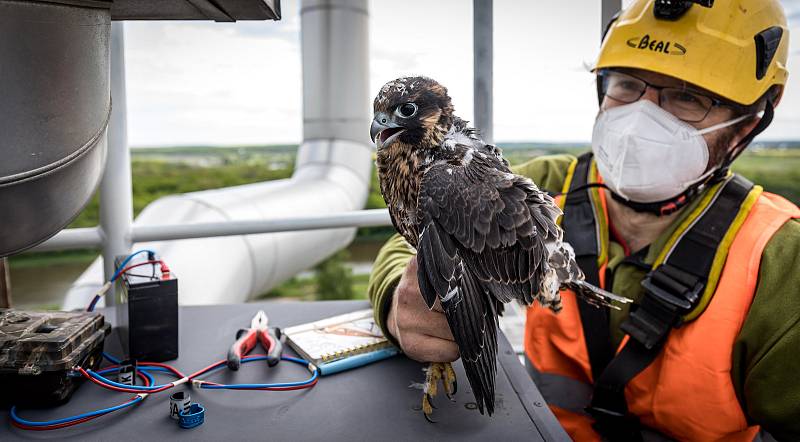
[441,263,499,416]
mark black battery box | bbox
[115,257,179,362]
[0,309,110,407]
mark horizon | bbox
[129,139,800,150]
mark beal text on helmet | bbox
[626,34,686,55]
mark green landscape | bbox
[9,143,800,308]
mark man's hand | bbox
[387,256,459,363]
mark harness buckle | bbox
[621,264,704,349]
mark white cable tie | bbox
[172,376,190,387]
[191,379,205,389]
[137,392,150,399]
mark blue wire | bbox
[109,249,156,282]
[86,369,174,391]
[10,396,143,427]
[137,366,174,374]
[87,250,156,312]
[102,352,121,364]
[198,356,318,389]
[16,353,318,429]
[95,367,156,386]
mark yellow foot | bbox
[421,362,458,423]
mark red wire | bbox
[12,414,105,431]
[86,260,171,311]
[77,367,175,394]
[139,361,186,378]
[20,350,315,430]
[187,354,318,391]
[115,260,168,281]
[11,371,151,431]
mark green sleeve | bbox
[367,153,576,346]
[732,219,800,441]
[367,233,415,346]
[510,153,577,194]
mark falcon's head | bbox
[370,76,454,150]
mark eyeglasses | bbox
[597,69,730,123]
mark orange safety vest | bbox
[525,158,800,441]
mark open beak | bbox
[370,113,405,149]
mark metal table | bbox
[1,300,568,441]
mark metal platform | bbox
[0,300,568,441]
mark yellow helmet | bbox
[595,0,789,106]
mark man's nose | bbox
[640,85,660,105]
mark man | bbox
[367,0,800,440]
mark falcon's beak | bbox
[370,113,405,150]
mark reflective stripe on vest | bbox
[526,168,800,440]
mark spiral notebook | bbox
[283,309,398,375]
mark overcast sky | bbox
[124,0,800,147]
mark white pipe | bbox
[31,228,103,252]
[62,0,373,310]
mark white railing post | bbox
[99,22,134,304]
[473,0,493,145]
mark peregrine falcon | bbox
[370,76,629,421]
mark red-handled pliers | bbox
[227,310,283,370]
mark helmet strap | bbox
[714,98,775,179]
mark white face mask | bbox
[591,100,750,203]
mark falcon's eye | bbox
[395,103,418,119]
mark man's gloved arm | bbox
[367,233,416,347]
[733,219,800,441]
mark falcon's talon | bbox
[419,362,452,422]
[443,362,458,400]
[426,393,437,409]
[423,412,437,424]
[422,389,436,422]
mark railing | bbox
[32,209,393,252]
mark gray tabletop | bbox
[0,300,568,441]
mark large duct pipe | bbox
[0,1,110,257]
[63,0,372,309]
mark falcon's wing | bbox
[415,155,562,415]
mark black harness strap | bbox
[562,153,614,383]
[587,175,754,440]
